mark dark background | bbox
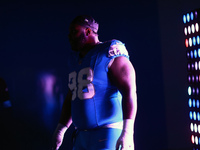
[1,0,200,149]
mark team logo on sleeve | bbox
[108,42,129,57]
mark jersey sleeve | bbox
[108,39,129,59]
[105,39,129,72]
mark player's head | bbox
[68,15,99,52]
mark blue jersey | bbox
[68,39,129,130]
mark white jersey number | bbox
[68,67,95,100]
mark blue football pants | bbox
[73,128,122,150]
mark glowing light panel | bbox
[184,8,200,149]
[192,24,195,33]
[191,12,194,20]
[187,13,190,22]
[193,37,197,46]
[188,86,192,95]
[186,39,189,47]
[189,38,193,47]
[191,123,194,131]
[189,26,192,35]
[197,36,200,45]
[189,98,192,107]
[185,27,188,35]
[198,49,200,57]
[183,15,187,23]
[196,23,199,32]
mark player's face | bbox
[68,24,87,52]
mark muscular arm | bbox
[108,56,137,121]
[108,56,137,149]
[59,89,73,128]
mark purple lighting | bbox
[196,75,199,82]
[188,63,191,70]
[195,11,198,19]
[197,88,199,95]
[192,75,195,82]
[191,63,195,70]
[188,75,191,82]
[192,87,195,95]
[187,52,190,59]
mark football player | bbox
[51,15,137,150]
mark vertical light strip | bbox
[184,8,200,149]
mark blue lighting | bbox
[194,111,197,120]
[197,100,199,108]
[187,13,190,22]
[196,138,200,146]
[189,98,192,107]
[198,112,200,121]
[194,50,197,58]
[197,36,200,45]
[190,111,193,120]
[196,136,199,145]
[193,99,196,107]
[183,15,187,23]
[198,49,200,57]
[191,12,194,20]
[193,37,196,46]
[191,51,194,59]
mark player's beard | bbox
[70,32,87,52]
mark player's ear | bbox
[85,28,92,36]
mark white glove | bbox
[51,123,68,150]
[116,119,134,150]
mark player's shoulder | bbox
[103,39,129,58]
[102,39,123,45]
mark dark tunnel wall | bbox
[0,0,189,149]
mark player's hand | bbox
[116,119,134,150]
[116,130,134,150]
[51,123,68,150]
